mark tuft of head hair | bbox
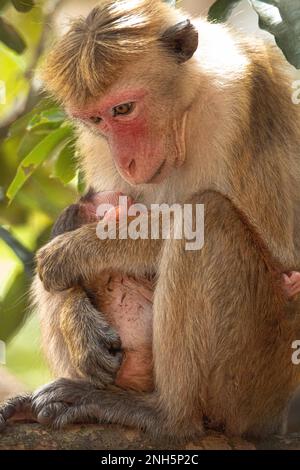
[41,0,174,105]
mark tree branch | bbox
[0,226,34,275]
[0,423,258,450]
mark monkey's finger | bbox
[79,348,123,383]
[98,348,123,373]
[37,402,69,426]
[77,359,116,386]
[102,330,122,352]
[93,320,122,352]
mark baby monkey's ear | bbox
[160,19,198,63]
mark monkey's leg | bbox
[60,287,123,387]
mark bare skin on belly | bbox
[89,271,154,392]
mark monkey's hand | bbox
[37,216,161,292]
[61,289,123,388]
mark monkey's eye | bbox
[112,102,135,117]
[89,116,102,124]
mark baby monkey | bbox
[51,190,154,393]
[50,190,300,394]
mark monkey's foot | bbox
[4,380,180,439]
[283,271,300,299]
[32,378,100,429]
[0,394,33,431]
[0,381,97,431]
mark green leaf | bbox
[7,125,73,202]
[53,140,77,184]
[11,0,34,12]
[0,17,26,53]
[15,108,69,167]
[26,108,66,131]
[17,131,48,159]
[8,113,35,139]
[8,99,57,138]
[0,0,10,12]
[249,0,300,69]
[208,0,241,22]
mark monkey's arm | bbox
[37,220,162,293]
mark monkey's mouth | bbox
[146,159,167,184]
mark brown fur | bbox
[1,0,300,441]
[41,0,177,105]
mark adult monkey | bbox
[2,0,300,439]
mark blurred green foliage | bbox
[0,0,77,388]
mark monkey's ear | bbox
[160,19,198,63]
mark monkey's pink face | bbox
[70,88,185,185]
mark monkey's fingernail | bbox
[37,408,54,425]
